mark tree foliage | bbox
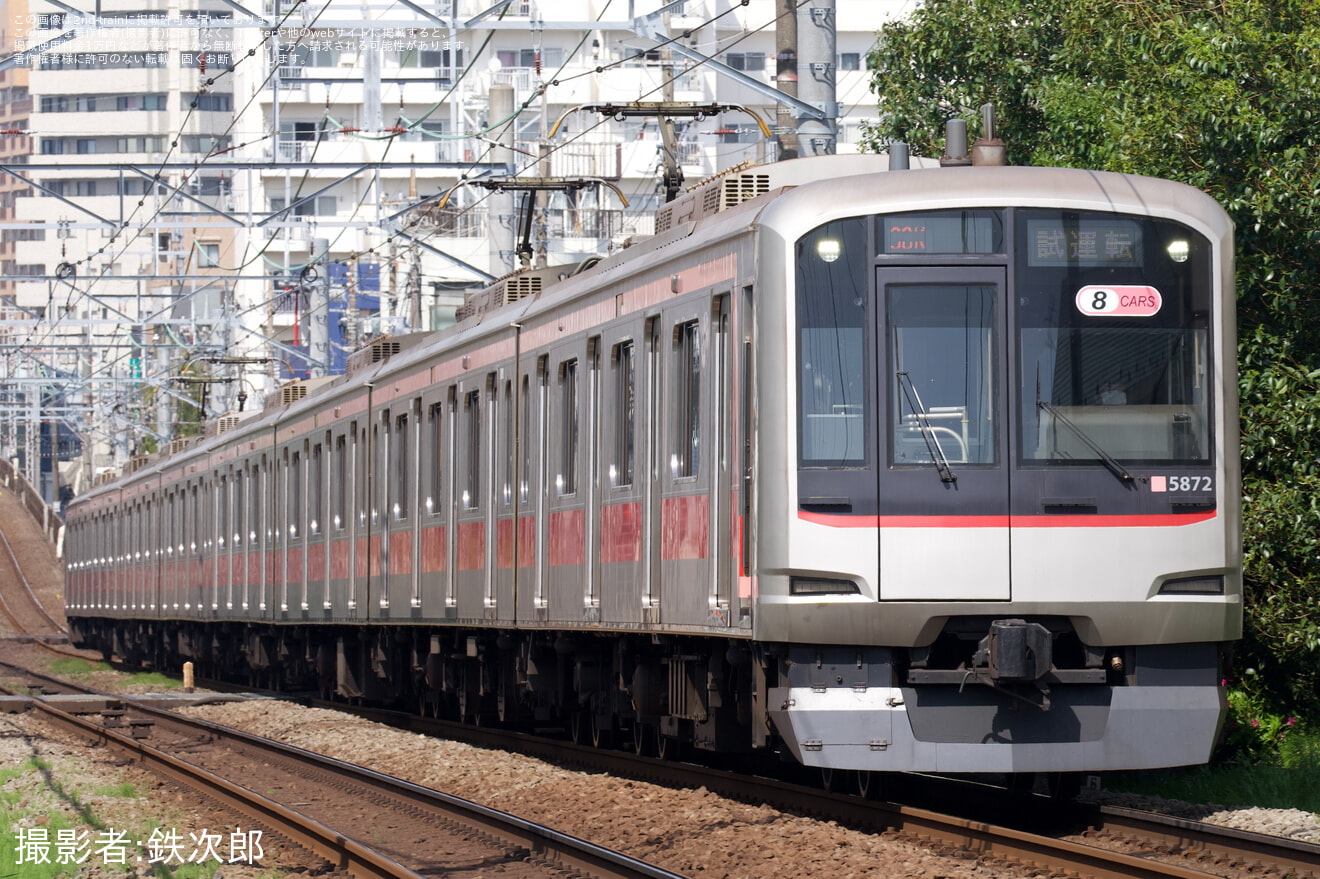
[863,0,1320,714]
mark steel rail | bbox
[0,518,67,635]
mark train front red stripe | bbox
[798,510,1217,528]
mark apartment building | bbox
[7,0,900,476]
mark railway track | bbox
[0,669,684,879]
[293,698,1320,879]
[5,655,1320,878]
[0,517,67,639]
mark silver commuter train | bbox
[65,154,1241,780]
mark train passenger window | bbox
[311,442,323,534]
[559,359,578,495]
[426,404,442,515]
[796,218,869,468]
[673,321,700,479]
[395,413,408,520]
[463,390,481,510]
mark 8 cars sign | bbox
[1075,285,1163,317]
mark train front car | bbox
[757,166,1240,776]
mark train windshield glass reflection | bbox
[1016,210,1213,465]
[796,218,869,467]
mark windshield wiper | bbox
[896,371,957,483]
[1036,398,1135,485]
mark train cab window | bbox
[1015,210,1213,465]
[394,413,408,520]
[612,341,635,488]
[672,321,701,479]
[559,359,578,495]
[796,217,869,468]
[426,405,442,516]
[463,389,481,510]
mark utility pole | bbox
[775,0,799,160]
[309,238,330,378]
[489,83,516,275]
[797,0,837,157]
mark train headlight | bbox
[1158,575,1224,595]
[1166,239,1190,263]
[790,576,860,596]
[816,238,842,263]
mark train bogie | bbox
[66,154,1240,778]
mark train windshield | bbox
[1016,210,1213,466]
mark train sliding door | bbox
[875,266,1010,601]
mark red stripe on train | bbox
[549,509,586,566]
[797,510,1217,528]
[601,502,642,563]
[662,495,709,560]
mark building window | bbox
[74,180,97,197]
[39,96,67,113]
[197,243,220,267]
[727,52,766,72]
[117,94,167,111]
[39,139,64,155]
[840,53,861,71]
[188,92,233,112]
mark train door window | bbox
[167,493,176,558]
[218,475,228,550]
[374,415,387,526]
[502,381,513,508]
[311,441,323,534]
[276,451,287,547]
[612,340,635,487]
[427,404,442,515]
[558,358,578,495]
[673,320,701,479]
[463,390,481,510]
[248,464,259,545]
[235,471,245,550]
[588,337,602,607]
[520,375,531,504]
[394,412,408,520]
[190,485,198,554]
[291,450,303,538]
[888,284,997,466]
[334,434,348,529]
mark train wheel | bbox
[855,770,881,800]
[1007,772,1037,798]
[570,709,588,745]
[820,767,842,793]
[1046,772,1082,801]
[657,734,682,762]
[632,722,654,756]
[590,713,614,749]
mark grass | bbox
[42,657,181,690]
[1101,764,1320,813]
[92,783,139,799]
[43,657,109,676]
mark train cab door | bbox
[875,266,1011,601]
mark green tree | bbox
[863,0,1320,716]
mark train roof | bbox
[69,155,1231,510]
